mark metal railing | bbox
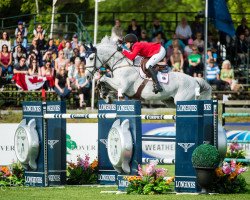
[0,12,92,43]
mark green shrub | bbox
[192,144,220,168]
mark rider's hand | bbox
[117,45,123,52]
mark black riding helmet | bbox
[123,34,138,43]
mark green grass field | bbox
[0,165,249,200]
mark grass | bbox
[0,165,250,200]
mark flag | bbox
[208,0,235,36]
[13,74,46,91]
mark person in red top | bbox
[118,34,166,94]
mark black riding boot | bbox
[148,66,163,94]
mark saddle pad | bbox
[139,68,169,84]
[157,72,169,84]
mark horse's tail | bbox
[195,77,212,100]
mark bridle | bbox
[85,46,131,76]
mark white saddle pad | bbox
[139,68,169,84]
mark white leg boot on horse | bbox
[148,66,163,94]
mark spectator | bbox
[206,48,218,66]
[13,45,27,64]
[42,50,54,68]
[70,48,85,65]
[191,16,203,39]
[79,44,87,58]
[236,17,248,37]
[26,52,38,68]
[150,18,164,39]
[75,64,90,109]
[166,39,180,62]
[13,56,28,74]
[193,32,204,53]
[206,61,223,90]
[27,59,39,76]
[236,32,248,65]
[220,60,235,90]
[184,38,194,57]
[54,67,71,100]
[13,31,28,48]
[46,38,58,55]
[41,61,54,91]
[29,38,40,57]
[71,34,81,50]
[188,46,203,77]
[55,50,68,72]
[63,41,73,60]
[164,33,185,51]
[170,46,184,72]
[0,32,11,52]
[152,31,166,45]
[127,19,141,38]
[175,17,192,45]
[139,30,150,42]
[0,45,13,76]
[58,38,66,51]
[14,21,28,39]
[68,57,81,89]
[111,19,123,42]
[33,24,46,50]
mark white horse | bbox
[85,37,212,104]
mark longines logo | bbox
[100,139,108,148]
[47,105,61,112]
[117,105,134,112]
[48,140,59,149]
[23,106,41,112]
[176,105,197,112]
[98,104,116,111]
[177,143,195,152]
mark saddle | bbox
[138,57,168,78]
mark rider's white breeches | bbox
[145,46,166,69]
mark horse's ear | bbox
[90,43,97,52]
[83,43,89,51]
[90,43,94,49]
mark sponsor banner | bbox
[0,123,249,165]
[0,123,98,165]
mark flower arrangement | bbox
[0,163,24,187]
[226,141,245,160]
[192,144,220,168]
[126,161,174,195]
[67,155,98,185]
[213,160,248,193]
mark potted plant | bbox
[191,144,220,193]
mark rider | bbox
[117,33,166,94]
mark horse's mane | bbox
[98,36,116,47]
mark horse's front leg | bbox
[100,76,127,93]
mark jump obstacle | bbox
[17,99,223,193]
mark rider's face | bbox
[125,42,131,49]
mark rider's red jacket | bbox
[122,42,161,60]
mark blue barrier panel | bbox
[175,100,204,193]
[22,101,66,187]
[46,101,66,186]
[116,100,142,190]
[98,100,117,185]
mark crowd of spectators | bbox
[0,21,90,109]
[0,16,249,107]
[111,16,249,91]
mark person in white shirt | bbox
[175,17,192,45]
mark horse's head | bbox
[84,43,99,78]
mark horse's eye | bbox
[90,57,94,61]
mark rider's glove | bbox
[117,45,123,52]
